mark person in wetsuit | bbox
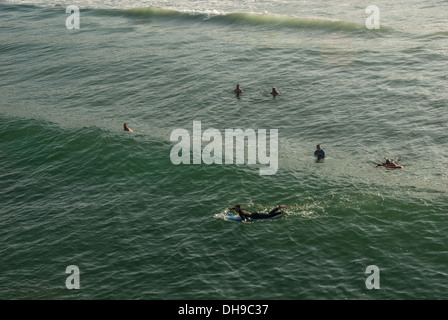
[228,204,286,221]
[314,144,325,161]
[379,158,397,166]
[234,84,243,94]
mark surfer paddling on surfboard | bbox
[375,158,403,168]
[380,158,397,166]
[228,204,286,222]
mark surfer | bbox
[270,87,280,96]
[379,158,397,166]
[314,144,325,161]
[228,204,286,222]
[234,84,243,94]
[123,122,134,133]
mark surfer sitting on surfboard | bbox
[228,204,286,222]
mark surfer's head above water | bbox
[234,84,243,94]
[314,144,325,161]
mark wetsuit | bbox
[379,162,397,166]
[314,148,325,160]
[234,207,285,221]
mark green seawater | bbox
[0,2,447,299]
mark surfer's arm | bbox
[237,210,252,221]
[268,207,281,215]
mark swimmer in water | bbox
[123,123,134,133]
[271,87,280,96]
[228,204,286,222]
[234,84,243,94]
[314,144,325,161]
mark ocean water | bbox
[0,0,447,300]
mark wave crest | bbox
[121,7,383,33]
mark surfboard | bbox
[223,214,284,222]
[374,165,403,169]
